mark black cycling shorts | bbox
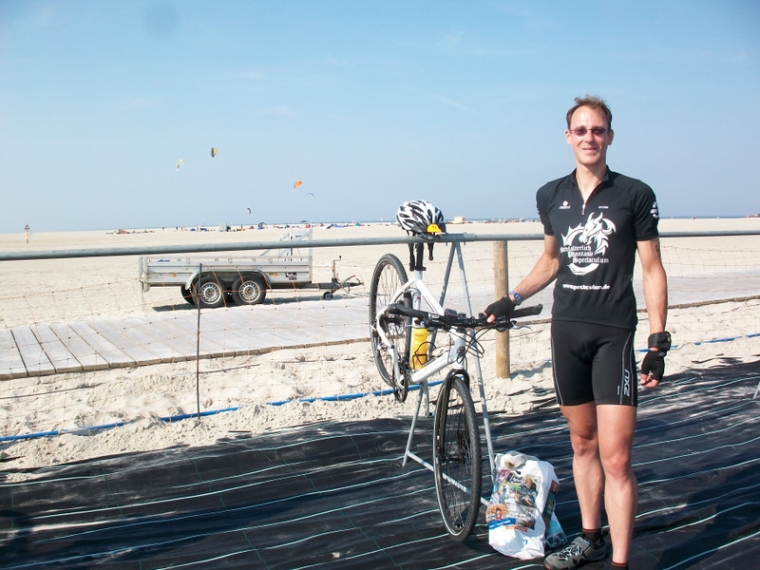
[550,320,637,407]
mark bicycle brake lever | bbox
[475,312,510,331]
[494,316,512,332]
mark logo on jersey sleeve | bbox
[561,212,616,275]
[650,200,660,219]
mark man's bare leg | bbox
[597,404,637,565]
[560,402,604,532]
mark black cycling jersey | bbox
[537,168,660,330]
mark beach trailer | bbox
[138,230,360,308]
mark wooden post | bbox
[494,240,510,378]
[196,263,202,421]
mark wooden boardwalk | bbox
[5,271,755,381]
[0,297,370,380]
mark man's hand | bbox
[640,349,665,388]
[640,331,671,388]
[483,296,516,323]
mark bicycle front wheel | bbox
[369,254,411,389]
[433,370,482,541]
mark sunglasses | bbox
[569,127,609,137]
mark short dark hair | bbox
[566,96,613,130]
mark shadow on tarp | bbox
[1,361,760,569]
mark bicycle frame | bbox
[377,277,461,383]
[372,239,497,481]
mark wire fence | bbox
[1,227,759,443]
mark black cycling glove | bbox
[641,350,665,381]
[641,332,671,382]
[483,296,516,319]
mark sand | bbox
[1,218,760,480]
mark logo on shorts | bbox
[560,212,616,275]
[623,369,631,398]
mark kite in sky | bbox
[211,148,217,158]
[305,192,315,197]
[176,159,184,170]
[293,180,302,189]
[246,207,252,215]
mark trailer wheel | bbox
[232,275,267,305]
[180,285,196,305]
[192,276,226,309]
[322,291,334,300]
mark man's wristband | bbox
[648,331,672,352]
[509,290,522,306]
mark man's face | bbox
[565,105,614,169]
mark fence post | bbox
[196,263,202,420]
[494,241,510,378]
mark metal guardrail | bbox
[2,230,759,261]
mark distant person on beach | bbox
[483,95,670,570]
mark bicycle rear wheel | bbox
[369,254,411,394]
[433,370,482,541]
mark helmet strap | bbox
[407,241,427,272]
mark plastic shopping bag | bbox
[485,451,566,560]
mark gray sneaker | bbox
[544,535,608,570]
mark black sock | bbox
[581,527,603,546]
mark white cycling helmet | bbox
[396,200,446,236]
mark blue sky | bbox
[1,1,759,233]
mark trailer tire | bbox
[232,275,267,306]
[180,285,196,305]
[193,276,226,309]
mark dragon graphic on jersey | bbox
[561,212,616,276]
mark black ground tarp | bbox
[1,360,760,569]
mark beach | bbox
[1,218,759,479]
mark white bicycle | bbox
[369,240,541,540]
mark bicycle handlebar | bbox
[386,303,543,331]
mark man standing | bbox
[484,96,669,570]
